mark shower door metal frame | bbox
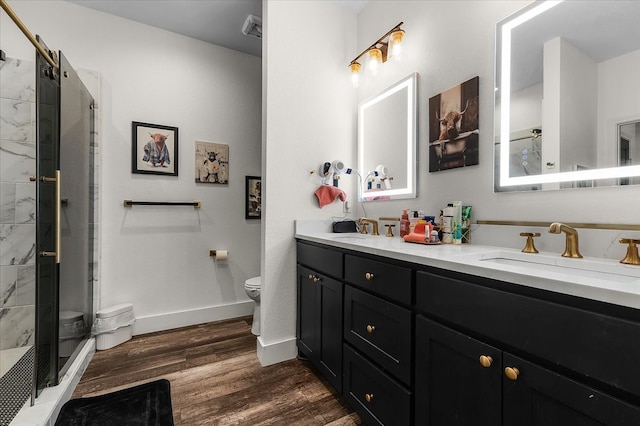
[34,35,61,400]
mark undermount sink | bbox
[458,251,640,283]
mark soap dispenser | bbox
[400,209,410,237]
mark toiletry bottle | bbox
[400,209,410,238]
[410,211,420,233]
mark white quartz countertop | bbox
[295,220,640,310]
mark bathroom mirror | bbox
[494,0,640,191]
[358,73,417,201]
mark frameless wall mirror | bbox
[494,0,640,192]
[358,72,417,201]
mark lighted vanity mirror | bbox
[358,72,417,201]
[494,0,640,192]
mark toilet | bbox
[244,276,261,335]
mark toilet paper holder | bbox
[209,250,229,259]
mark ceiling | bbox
[67,1,369,58]
[68,0,263,57]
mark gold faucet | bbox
[548,222,583,258]
[358,217,379,236]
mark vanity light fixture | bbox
[349,22,405,86]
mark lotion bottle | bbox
[400,209,410,237]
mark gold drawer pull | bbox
[479,355,493,368]
[504,366,520,381]
[365,393,374,403]
[365,272,374,280]
[366,325,376,333]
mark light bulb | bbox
[388,29,405,61]
[367,48,382,76]
[349,62,361,88]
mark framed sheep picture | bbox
[428,76,479,172]
[132,121,179,176]
[195,141,229,184]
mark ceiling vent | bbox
[242,14,262,39]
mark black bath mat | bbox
[55,379,174,426]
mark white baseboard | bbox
[132,301,255,335]
[256,335,297,366]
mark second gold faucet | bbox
[548,222,582,258]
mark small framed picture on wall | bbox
[245,176,261,219]
[132,121,179,176]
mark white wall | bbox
[260,0,357,365]
[1,1,262,333]
[598,49,640,170]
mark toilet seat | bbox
[245,276,261,289]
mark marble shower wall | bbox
[0,57,36,350]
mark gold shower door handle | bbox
[35,172,61,263]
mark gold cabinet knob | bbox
[479,355,493,368]
[308,274,313,281]
[504,366,520,381]
[365,393,374,403]
[365,272,374,280]
[307,274,320,282]
[366,325,376,333]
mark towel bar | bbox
[123,200,201,208]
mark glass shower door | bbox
[33,43,95,398]
[58,50,94,377]
[34,36,60,397]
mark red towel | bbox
[314,185,346,208]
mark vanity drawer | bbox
[344,254,412,305]
[416,270,640,398]
[296,241,343,279]
[343,344,411,426]
[344,285,412,385]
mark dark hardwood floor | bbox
[73,316,361,425]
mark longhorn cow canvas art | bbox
[428,76,479,172]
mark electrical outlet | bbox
[343,201,350,213]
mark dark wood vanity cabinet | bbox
[415,316,502,426]
[415,270,640,426]
[296,241,414,425]
[297,239,640,425]
[296,243,344,392]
